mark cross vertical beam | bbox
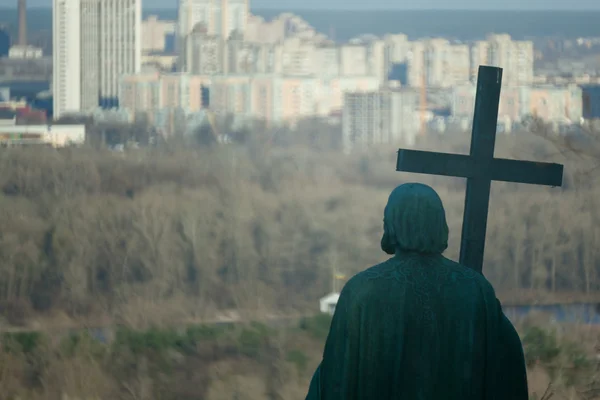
[459,66,503,273]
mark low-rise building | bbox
[319,292,340,315]
[8,45,43,59]
[0,124,85,147]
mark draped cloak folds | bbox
[306,183,528,400]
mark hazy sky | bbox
[1,0,600,10]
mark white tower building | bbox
[53,0,141,119]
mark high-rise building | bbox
[469,41,489,83]
[367,40,386,84]
[53,0,141,119]
[473,34,534,86]
[53,0,82,117]
[178,0,248,40]
[141,15,176,53]
[314,45,340,78]
[281,37,316,76]
[177,0,248,70]
[405,39,470,88]
[339,44,368,76]
[342,89,419,153]
[186,26,224,74]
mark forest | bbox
[0,125,598,399]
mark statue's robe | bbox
[306,253,528,400]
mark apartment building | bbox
[403,39,471,88]
[479,34,534,86]
[384,34,411,64]
[342,89,419,153]
[528,85,582,122]
[224,38,281,74]
[119,71,381,127]
[209,75,251,116]
[325,77,381,112]
[177,0,248,65]
[210,75,319,122]
[245,14,286,44]
[245,13,321,44]
[339,44,368,76]
[367,40,387,84]
[53,0,141,118]
[314,45,340,78]
[394,34,534,89]
[178,0,247,39]
[142,16,176,53]
[451,84,582,124]
[469,40,489,83]
[119,72,209,113]
[452,85,532,121]
[281,37,317,76]
[443,43,470,87]
[186,27,224,74]
[142,54,178,71]
[53,0,82,117]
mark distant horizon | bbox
[1,6,600,11]
[2,7,599,42]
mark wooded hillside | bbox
[0,130,596,330]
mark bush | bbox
[59,331,107,359]
[286,349,308,374]
[560,340,592,387]
[113,326,181,354]
[522,326,561,366]
[2,331,43,354]
[299,313,332,341]
[237,322,271,358]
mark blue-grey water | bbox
[504,303,600,325]
[46,303,600,346]
[0,81,49,100]
[0,9,600,42]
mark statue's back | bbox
[307,254,528,400]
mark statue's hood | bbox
[381,183,449,255]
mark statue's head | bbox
[381,182,449,255]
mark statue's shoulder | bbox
[356,255,494,289]
[342,256,496,298]
[336,262,388,299]
[440,257,497,295]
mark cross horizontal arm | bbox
[397,149,473,178]
[490,158,564,187]
[397,149,564,187]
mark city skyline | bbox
[10,0,596,146]
[2,0,600,10]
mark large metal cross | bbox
[396,65,564,274]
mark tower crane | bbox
[205,109,221,142]
[420,49,428,136]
